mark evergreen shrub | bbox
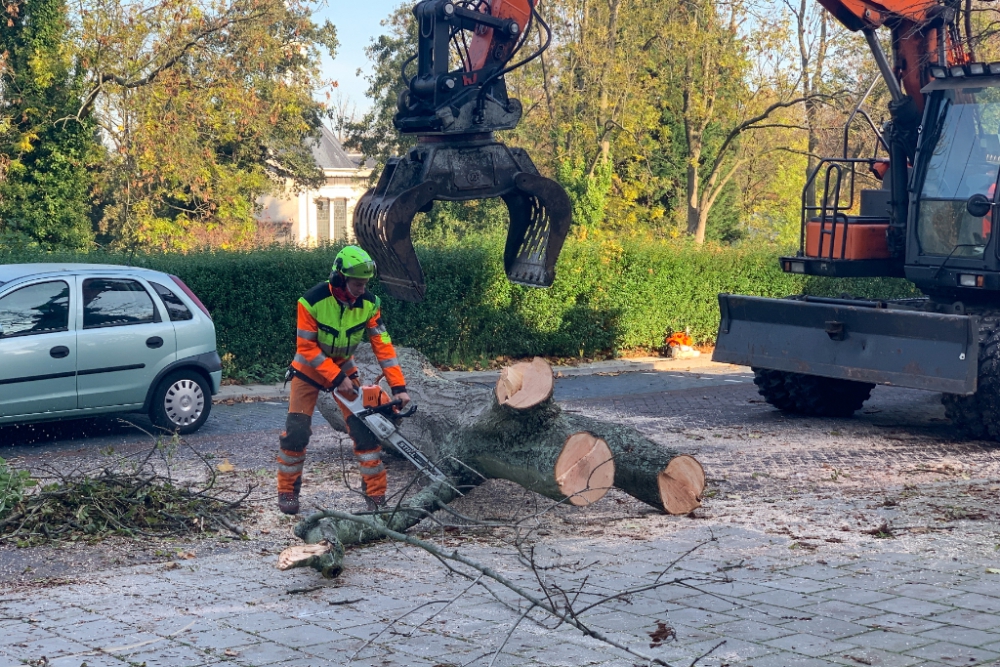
[0,237,921,377]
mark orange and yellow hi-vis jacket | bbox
[290,281,406,393]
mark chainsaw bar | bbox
[333,389,455,489]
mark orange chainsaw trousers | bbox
[276,377,387,499]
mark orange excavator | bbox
[713,0,1000,438]
[353,0,571,303]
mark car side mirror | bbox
[967,193,994,218]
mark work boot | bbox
[278,492,300,515]
[365,494,386,511]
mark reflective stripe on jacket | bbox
[291,281,407,391]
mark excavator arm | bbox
[818,0,967,111]
[353,0,572,302]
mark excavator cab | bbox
[910,81,1000,277]
[353,0,572,302]
[785,75,1000,297]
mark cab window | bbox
[0,281,70,337]
[82,278,158,329]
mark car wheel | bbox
[150,370,212,434]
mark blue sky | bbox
[314,1,403,113]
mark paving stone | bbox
[903,639,1000,665]
[1,623,59,645]
[944,592,1000,614]
[798,599,879,622]
[505,637,635,666]
[229,641,305,666]
[579,609,653,633]
[653,605,738,628]
[222,611,304,635]
[777,615,871,641]
[126,641,214,667]
[387,630,478,661]
[847,629,936,652]
[256,622,339,648]
[697,579,774,599]
[35,607,107,626]
[889,583,965,602]
[823,646,923,667]
[45,654,129,667]
[764,632,860,658]
[867,596,954,618]
[762,576,837,594]
[668,591,743,614]
[927,608,1000,632]
[706,617,796,642]
[816,587,896,606]
[184,625,263,650]
[858,612,946,634]
[917,625,1000,649]
[300,634,369,658]
[53,618,144,645]
[684,635,775,662]
[735,651,847,666]
[745,588,825,609]
[781,564,850,581]
[4,635,94,661]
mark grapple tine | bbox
[502,172,572,287]
[354,177,437,302]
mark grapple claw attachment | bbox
[353,165,437,303]
[503,172,572,287]
[353,135,572,302]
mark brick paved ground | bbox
[4,375,1000,667]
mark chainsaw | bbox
[331,384,455,489]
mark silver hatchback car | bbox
[0,264,221,434]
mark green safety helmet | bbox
[333,246,377,279]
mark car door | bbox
[0,278,77,419]
[76,277,177,409]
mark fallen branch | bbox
[286,509,722,666]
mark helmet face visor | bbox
[341,260,376,279]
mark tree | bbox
[75,0,338,249]
[344,4,417,170]
[0,0,100,250]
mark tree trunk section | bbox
[319,347,704,513]
[291,349,705,577]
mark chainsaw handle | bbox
[360,398,417,419]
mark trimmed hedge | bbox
[0,237,920,377]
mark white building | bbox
[257,126,372,245]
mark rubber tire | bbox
[752,368,874,417]
[149,370,212,434]
[942,316,1000,440]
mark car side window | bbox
[82,278,159,329]
[0,281,70,337]
[149,281,193,322]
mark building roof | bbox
[308,126,369,171]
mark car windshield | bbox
[917,86,1000,257]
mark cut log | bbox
[297,348,705,577]
[319,347,704,512]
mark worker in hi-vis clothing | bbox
[277,246,410,515]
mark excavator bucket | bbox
[353,137,572,302]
